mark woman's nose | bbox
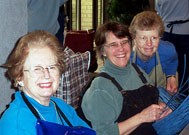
[146,38,153,46]
[43,68,51,78]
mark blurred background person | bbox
[155,0,189,94]
[27,0,68,44]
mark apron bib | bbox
[97,64,159,135]
[133,51,167,88]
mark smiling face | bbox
[103,32,131,68]
[22,46,60,105]
[134,29,160,61]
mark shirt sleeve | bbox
[81,80,121,135]
[160,41,178,76]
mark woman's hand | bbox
[118,104,170,135]
[138,104,165,123]
[158,101,173,119]
[166,76,178,94]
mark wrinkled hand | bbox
[158,101,172,119]
[139,104,165,123]
[166,76,177,94]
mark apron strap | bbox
[132,50,162,87]
[21,92,41,119]
[131,63,147,84]
[167,19,189,33]
[97,72,123,91]
[21,92,73,126]
[51,100,73,126]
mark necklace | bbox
[33,101,61,124]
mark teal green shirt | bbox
[82,59,152,135]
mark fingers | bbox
[168,88,177,95]
[141,104,165,122]
[159,107,172,119]
[166,78,178,94]
[166,84,177,93]
[151,106,163,120]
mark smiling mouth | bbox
[116,54,126,58]
[144,48,154,51]
[38,82,52,88]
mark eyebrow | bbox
[106,38,128,44]
[32,64,57,67]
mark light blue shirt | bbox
[155,0,189,34]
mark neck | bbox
[38,99,50,106]
[23,90,50,106]
[136,49,151,61]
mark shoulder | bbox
[0,94,36,134]
[83,74,122,101]
[85,76,117,96]
[90,72,124,91]
[158,40,177,55]
[158,40,176,51]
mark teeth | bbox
[117,54,125,58]
[39,83,51,87]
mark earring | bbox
[103,52,106,57]
[18,81,24,87]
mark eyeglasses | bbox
[24,64,60,78]
[136,36,160,44]
[104,39,130,49]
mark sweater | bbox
[0,91,89,135]
[81,59,152,135]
